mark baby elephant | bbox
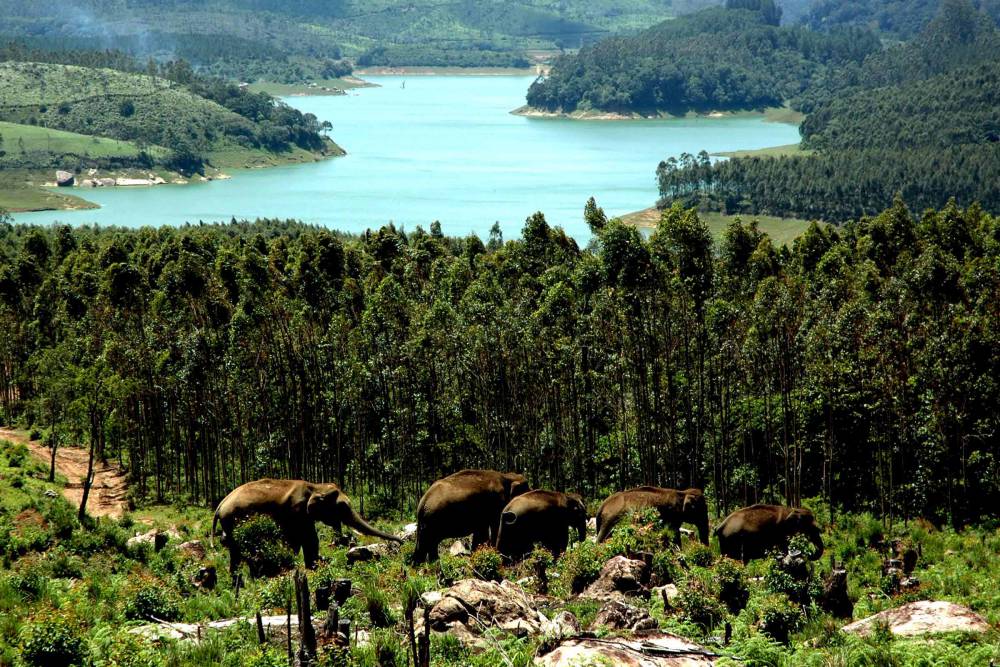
[495,490,588,561]
[595,486,709,545]
[715,504,824,562]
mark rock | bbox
[397,523,418,541]
[128,529,168,552]
[536,632,719,666]
[130,614,298,644]
[843,601,990,637]
[98,178,116,187]
[81,179,97,188]
[44,490,58,498]
[543,611,580,638]
[420,591,442,608]
[653,584,681,608]
[56,170,74,186]
[178,540,206,559]
[346,543,391,563]
[586,517,597,533]
[592,600,658,632]
[449,540,469,557]
[426,579,548,639]
[115,178,154,186]
[581,556,649,599]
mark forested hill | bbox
[0,0,724,77]
[0,56,338,176]
[524,1,879,115]
[1,200,998,525]
[656,0,1000,222]
[804,0,1000,39]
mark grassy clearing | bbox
[0,122,168,163]
[1,439,998,666]
[0,171,97,213]
[1,437,999,666]
[621,207,816,246]
[714,143,811,159]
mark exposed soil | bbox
[1,428,129,518]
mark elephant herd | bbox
[213,470,825,574]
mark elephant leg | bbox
[414,528,439,564]
[302,526,321,569]
[227,543,242,576]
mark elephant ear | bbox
[502,510,517,525]
[505,475,530,499]
[307,488,339,518]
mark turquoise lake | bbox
[14,75,800,241]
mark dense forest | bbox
[525,2,879,114]
[657,0,1000,222]
[804,0,1000,38]
[0,197,997,528]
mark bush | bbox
[124,584,181,621]
[557,539,609,594]
[232,515,295,577]
[468,545,503,582]
[39,497,77,539]
[20,618,87,667]
[684,542,715,568]
[10,571,48,601]
[677,579,724,631]
[6,442,28,467]
[756,594,804,644]
[651,550,679,586]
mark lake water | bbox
[15,75,799,241]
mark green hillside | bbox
[0,0,725,75]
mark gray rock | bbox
[581,556,649,599]
[449,540,469,557]
[56,170,74,187]
[536,632,719,666]
[591,600,658,632]
[178,540,206,559]
[346,543,391,563]
[843,601,990,637]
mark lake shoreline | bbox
[357,66,543,77]
[511,105,804,125]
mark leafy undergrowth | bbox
[1,440,998,666]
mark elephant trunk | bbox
[345,506,402,543]
[575,517,588,544]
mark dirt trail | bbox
[1,428,129,518]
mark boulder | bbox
[591,600,658,632]
[449,540,469,557]
[56,170,74,186]
[346,542,391,563]
[98,178,116,187]
[426,579,548,638]
[544,611,580,638]
[178,540,206,559]
[842,601,990,637]
[127,529,168,552]
[397,523,418,541]
[80,179,97,188]
[536,632,719,666]
[115,177,154,186]
[581,556,649,599]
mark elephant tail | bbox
[346,505,402,543]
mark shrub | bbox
[715,558,749,613]
[124,584,181,621]
[232,515,295,577]
[10,571,48,601]
[39,497,77,539]
[756,594,804,644]
[605,508,667,556]
[684,542,715,568]
[9,471,25,488]
[557,539,609,594]
[47,548,84,579]
[677,579,724,631]
[6,443,28,467]
[468,545,503,582]
[29,428,43,441]
[650,550,679,586]
[20,618,87,667]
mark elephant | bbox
[413,469,531,563]
[595,486,710,546]
[495,490,588,561]
[715,504,824,563]
[212,478,401,573]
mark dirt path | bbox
[1,428,129,518]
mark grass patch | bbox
[0,121,168,164]
[0,172,97,212]
[713,143,812,159]
[620,207,816,247]
[247,77,373,97]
